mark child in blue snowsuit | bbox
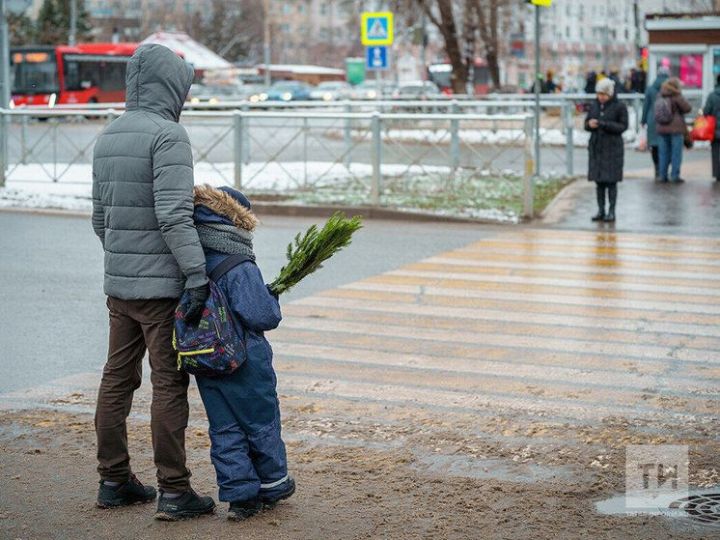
[192,184,294,521]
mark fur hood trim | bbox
[193,184,258,231]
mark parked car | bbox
[392,81,441,100]
[309,81,351,101]
[263,81,313,102]
[188,82,245,106]
[239,84,269,104]
[349,80,395,100]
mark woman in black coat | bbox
[584,78,629,222]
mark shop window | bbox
[656,53,703,89]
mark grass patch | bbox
[248,168,572,223]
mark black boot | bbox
[228,498,263,521]
[155,489,216,521]
[604,184,617,222]
[591,184,605,221]
[97,474,157,508]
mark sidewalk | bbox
[544,150,720,235]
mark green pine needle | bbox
[269,212,363,295]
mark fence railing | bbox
[0,107,544,218]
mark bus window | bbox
[11,51,59,94]
[99,62,126,92]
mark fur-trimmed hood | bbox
[193,184,258,231]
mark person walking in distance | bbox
[91,44,216,520]
[585,78,628,223]
[641,66,669,180]
[655,77,692,183]
[702,74,720,182]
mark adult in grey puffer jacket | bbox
[91,44,215,518]
[92,44,207,300]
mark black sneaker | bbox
[155,489,216,521]
[97,474,157,508]
[227,498,263,521]
[260,476,296,509]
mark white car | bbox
[349,80,395,100]
[309,81,351,101]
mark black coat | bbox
[585,97,628,184]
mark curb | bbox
[0,202,510,225]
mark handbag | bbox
[690,114,716,141]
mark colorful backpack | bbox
[173,254,251,377]
[654,96,674,125]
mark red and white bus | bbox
[10,43,139,107]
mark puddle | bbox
[413,453,586,484]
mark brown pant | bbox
[95,296,191,493]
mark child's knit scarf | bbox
[196,223,256,262]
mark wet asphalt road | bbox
[0,211,492,393]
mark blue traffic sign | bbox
[366,46,389,70]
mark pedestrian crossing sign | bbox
[530,0,552,6]
[361,12,394,46]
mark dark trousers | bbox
[650,145,659,177]
[712,140,720,180]
[595,182,617,214]
[95,296,191,493]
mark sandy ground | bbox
[1,387,718,540]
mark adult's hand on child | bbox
[184,283,210,325]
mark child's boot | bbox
[228,498,263,521]
[260,476,296,509]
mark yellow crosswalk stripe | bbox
[273,228,720,428]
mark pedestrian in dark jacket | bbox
[585,78,628,223]
[191,184,294,522]
[655,77,692,183]
[641,68,669,180]
[91,44,216,519]
[702,74,720,182]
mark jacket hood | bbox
[193,184,258,231]
[660,78,681,97]
[125,44,194,122]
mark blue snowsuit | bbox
[193,203,288,503]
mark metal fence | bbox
[0,106,542,218]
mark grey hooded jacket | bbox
[91,44,207,300]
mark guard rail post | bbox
[565,101,574,176]
[343,102,352,169]
[233,110,243,189]
[450,100,460,171]
[371,112,382,205]
[20,113,28,165]
[241,103,250,165]
[523,115,535,220]
[303,116,309,188]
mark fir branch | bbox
[269,213,363,295]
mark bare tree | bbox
[412,0,473,93]
[471,0,518,90]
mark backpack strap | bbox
[208,254,253,282]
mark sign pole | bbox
[534,3,540,177]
